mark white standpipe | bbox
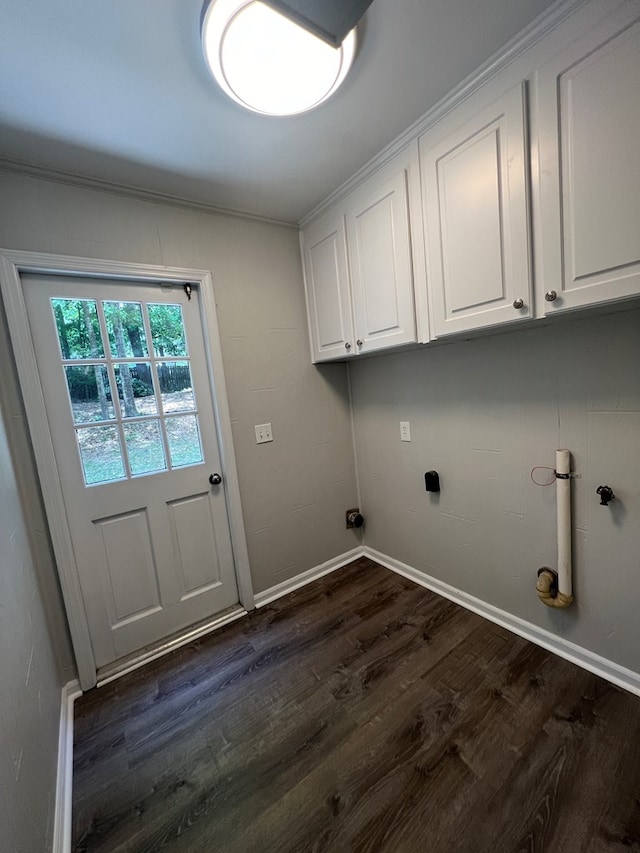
[555,448,572,600]
[536,448,574,608]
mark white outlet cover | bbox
[255,422,273,444]
[400,421,411,442]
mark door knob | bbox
[209,473,222,485]
[545,290,558,302]
[344,342,352,350]
[512,298,525,310]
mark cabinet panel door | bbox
[536,16,640,314]
[347,170,416,353]
[421,83,531,336]
[302,214,354,362]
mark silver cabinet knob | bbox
[545,290,558,302]
[512,298,525,310]
[344,342,352,350]
[356,339,363,347]
[209,473,222,486]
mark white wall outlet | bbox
[255,423,273,444]
[400,421,411,442]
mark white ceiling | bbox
[0,0,559,224]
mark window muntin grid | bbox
[52,297,204,486]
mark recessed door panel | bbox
[95,509,161,625]
[354,193,400,334]
[309,233,346,347]
[438,128,505,315]
[168,492,222,599]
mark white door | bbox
[420,83,531,336]
[302,211,355,362]
[536,15,640,315]
[346,166,417,354]
[22,274,239,669]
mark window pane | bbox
[64,365,115,423]
[76,425,125,485]
[113,363,157,418]
[51,298,104,360]
[166,415,204,468]
[123,420,167,476]
[148,304,187,357]
[103,301,148,358]
[157,361,195,413]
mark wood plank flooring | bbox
[72,558,640,852]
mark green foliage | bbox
[53,298,187,360]
[52,298,104,359]
[148,304,187,356]
[65,366,100,402]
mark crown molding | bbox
[0,158,298,231]
[299,0,590,227]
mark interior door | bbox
[22,274,239,669]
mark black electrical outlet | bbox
[424,470,440,492]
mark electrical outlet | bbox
[254,423,273,444]
[400,421,411,442]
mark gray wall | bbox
[350,308,640,673]
[0,397,63,852]
[0,170,360,674]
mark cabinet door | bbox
[346,161,418,354]
[302,213,354,362]
[421,83,531,337]
[536,15,640,315]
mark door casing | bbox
[0,249,254,690]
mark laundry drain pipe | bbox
[537,449,574,609]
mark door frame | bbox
[0,248,254,689]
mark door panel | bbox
[302,213,354,361]
[168,491,222,599]
[536,18,640,313]
[347,169,417,352]
[440,129,504,313]
[22,274,239,668]
[421,82,531,336]
[95,508,162,623]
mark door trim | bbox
[0,249,254,690]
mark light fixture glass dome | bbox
[202,0,357,116]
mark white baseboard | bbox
[52,679,82,853]
[365,546,640,698]
[254,547,365,608]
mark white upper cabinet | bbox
[345,143,425,355]
[535,12,640,315]
[302,210,354,361]
[302,142,426,362]
[420,83,532,337]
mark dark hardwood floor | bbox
[72,558,640,852]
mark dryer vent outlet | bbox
[346,508,364,529]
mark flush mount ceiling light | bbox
[201,0,357,116]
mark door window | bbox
[52,298,204,485]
